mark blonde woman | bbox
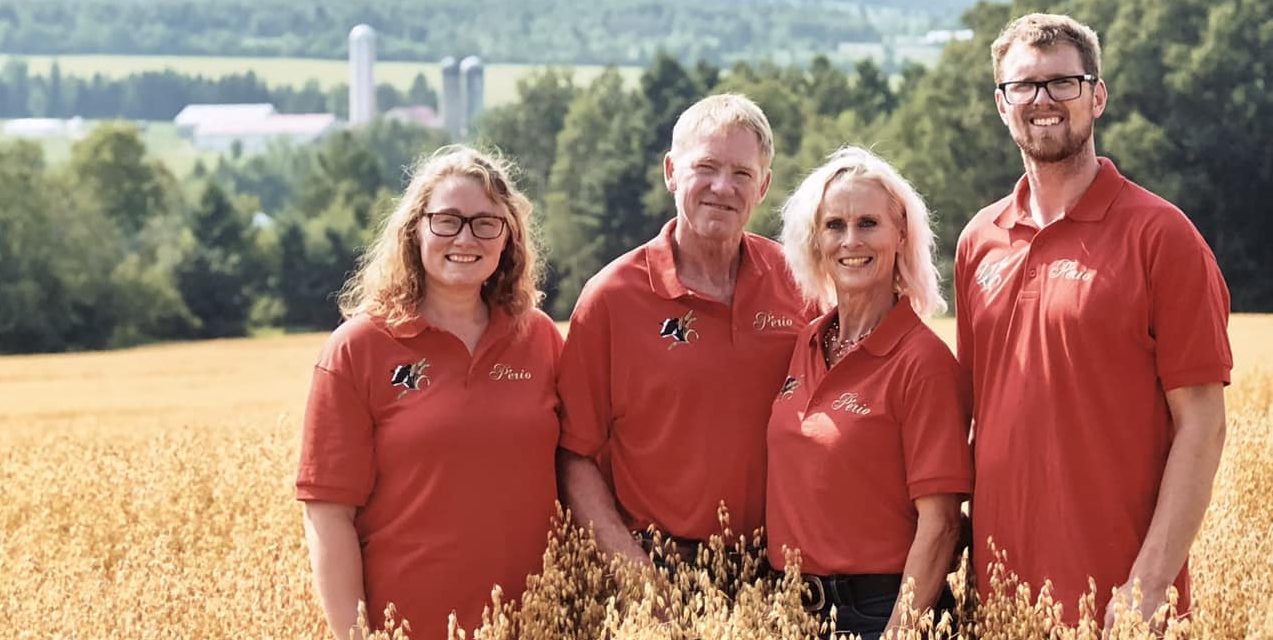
[296,145,562,640]
[767,147,972,638]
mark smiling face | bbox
[417,175,509,298]
[996,41,1106,164]
[664,125,772,245]
[816,177,905,304]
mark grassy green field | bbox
[23,121,218,176]
[0,54,645,107]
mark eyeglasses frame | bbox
[422,211,509,240]
[996,74,1098,105]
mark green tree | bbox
[175,182,259,338]
[543,68,655,316]
[476,68,578,204]
[877,2,1020,265]
[806,55,853,117]
[65,122,179,237]
[636,53,709,236]
[407,72,439,107]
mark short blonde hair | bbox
[338,145,543,326]
[992,13,1102,83]
[670,93,774,167]
[779,146,946,318]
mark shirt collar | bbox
[995,157,1126,229]
[806,297,920,359]
[377,304,513,340]
[646,218,772,300]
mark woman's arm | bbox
[889,494,961,632]
[303,501,365,640]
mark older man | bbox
[955,13,1232,627]
[556,93,812,564]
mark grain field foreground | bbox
[1,316,1270,638]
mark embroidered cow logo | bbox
[778,376,800,400]
[975,258,1009,294]
[659,310,699,350]
[391,358,431,399]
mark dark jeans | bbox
[809,577,957,640]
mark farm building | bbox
[3,117,88,140]
[174,103,276,136]
[173,104,340,153]
[384,105,443,129]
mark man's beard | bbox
[1011,119,1092,164]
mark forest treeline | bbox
[0,0,974,67]
[0,60,438,120]
[1,0,1269,354]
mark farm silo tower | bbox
[349,24,377,126]
[441,56,462,141]
[460,56,485,139]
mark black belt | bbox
[801,573,903,612]
[635,531,704,563]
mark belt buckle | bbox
[801,575,826,612]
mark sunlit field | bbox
[2,316,1270,637]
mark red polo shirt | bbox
[766,300,972,575]
[296,308,563,640]
[954,158,1232,621]
[557,219,813,541]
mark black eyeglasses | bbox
[997,74,1097,105]
[424,211,508,239]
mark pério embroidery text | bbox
[489,363,532,381]
[831,392,871,415]
[753,311,794,330]
[1048,259,1095,282]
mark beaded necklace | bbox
[822,316,875,367]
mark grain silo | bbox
[441,56,463,141]
[459,56,485,139]
[348,24,377,126]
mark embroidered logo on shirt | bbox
[975,257,1010,293]
[489,363,533,381]
[659,310,699,350]
[831,392,871,415]
[777,376,800,400]
[1048,259,1095,282]
[390,358,431,399]
[753,311,795,331]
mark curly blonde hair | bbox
[338,145,543,326]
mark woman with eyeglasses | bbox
[296,145,562,640]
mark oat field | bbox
[2,316,1270,638]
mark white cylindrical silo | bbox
[349,24,377,126]
[441,56,463,141]
[459,56,484,139]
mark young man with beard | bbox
[555,94,812,568]
[954,13,1232,629]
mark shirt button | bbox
[1029,267,1038,278]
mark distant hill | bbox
[0,0,986,66]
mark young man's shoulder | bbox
[957,192,1016,251]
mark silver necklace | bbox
[822,316,874,367]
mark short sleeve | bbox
[296,364,376,505]
[1147,212,1232,390]
[556,288,613,457]
[898,361,973,500]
